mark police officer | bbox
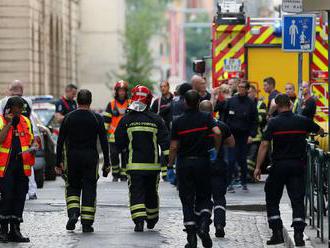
[104,81,130,182]
[0,97,35,243]
[169,90,221,248]
[115,85,169,232]
[223,80,257,191]
[55,84,78,123]
[254,94,324,246]
[246,85,267,180]
[56,90,110,233]
[199,100,235,239]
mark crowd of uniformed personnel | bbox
[0,75,324,248]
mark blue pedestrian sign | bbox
[282,14,316,53]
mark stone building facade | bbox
[0,0,79,97]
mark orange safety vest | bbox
[0,115,35,177]
[107,99,129,142]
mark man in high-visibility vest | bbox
[104,81,130,182]
[115,85,169,232]
[285,83,299,113]
[0,97,35,243]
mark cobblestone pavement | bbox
[1,178,286,248]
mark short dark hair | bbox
[6,96,24,110]
[160,81,169,87]
[77,89,92,105]
[184,90,200,109]
[264,77,276,87]
[66,84,78,91]
[240,80,250,89]
[179,83,193,96]
[275,94,290,108]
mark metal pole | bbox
[298,52,303,91]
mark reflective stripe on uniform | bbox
[214,205,226,211]
[67,203,80,209]
[81,206,95,213]
[146,208,159,214]
[268,215,281,221]
[81,214,94,220]
[131,212,147,219]
[130,204,145,211]
[292,218,304,222]
[127,163,161,171]
[66,196,80,202]
[184,221,196,226]
[147,213,159,220]
[0,148,10,153]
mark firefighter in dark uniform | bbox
[104,81,130,182]
[115,85,169,232]
[55,84,78,123]
[56,90,110,233]
[0,97,35,243]
[246,85,267,179]
[254,94,324,246]
[199,100,235,239]
[169,90,221,248]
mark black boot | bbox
[112,176,119,182]
[8,223,30,243]
[198,221,213,248]
[266,229,284,245]
[0,223,8,243]
[134,222,144,232]
[147,220,157,230]
[294,231,305,247]
[66,213,79,231]
[215,225,225,238]
[82,224,94,233]
[185,228,197,248]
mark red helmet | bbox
[128,85,153,112]
[114,80,129,91]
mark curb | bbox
[280,204,314,248]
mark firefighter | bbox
[115,85,169,232]
[254,94,324,246]
[192,75,211,101]
[169,90,221,248]
[55,84,78,123]
[104,80,130,182]
[285,83,299,113]
[263,77,279,117]
[56,90,110,233]
[199,100,235,239]
[246,85,267,180]
[0,97,35,243]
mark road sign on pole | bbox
[282,14,316,52]
[282,0,303,13]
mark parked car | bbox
[31,96,59,181]
[30,112,46,188]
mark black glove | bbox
[12,115,20,127]
[102,165,111,177]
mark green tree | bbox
[111,0,168,91]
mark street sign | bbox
[282,0,303,13]
[282,14,316,52]
[302,0,330,11]
[224,58,241,72]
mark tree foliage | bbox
[114,0,168,91]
